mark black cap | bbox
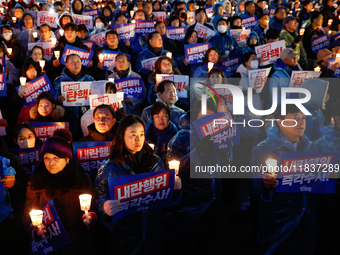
[77,24,87,32]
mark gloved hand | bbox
[18,85,26,98]
[82,211,97,229]
[104,200,121,216]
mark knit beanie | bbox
[41,129,73,159]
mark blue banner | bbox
[328,57,340,77]
[115,77,145,99]
[222,57,241,76]
[311,34,330,54]
[109,170,175,222]
[0,57,6,69]
[101,50,131,71]
[29,200,70,255]
[28,122,70,142]
[84,9,100,18]
[275,151,339,193]
[9,147,41,177]
[332,33,340,41]
[184,43,211,65]
[73,141,111,179]
[166,26,186,42]
[22,75,55,107]
[241,15,258,30]
[60,44,94,67]
[0,73,6,97]
[193,112,240,150]
[83,41,96,52]
[112,23,136,45]
[135,20,155,36]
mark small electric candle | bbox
[149,143,155,150]
[265,158,277,175]
[29,210,43,227]
[0,8,4,14]
[54,51,60,59]
[20,77,26,86]
[166,52,172,58]
[99,54,104,62]
[337,53,340,58]
[208,62,214,72]
[12,17,16,22]
[314,66,321,72]
[328,19,333,26]
[51,38,57,45]
[59,29,64,36]
[299,28,305,35]
[32,32,38,38]
[130,10,134,17]
[7,48,12,55]
[169,160,180,175]
[39,60,45,71]
[108,78,115,82]
[131,20,136,23]
[79,194,92,225]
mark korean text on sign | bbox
[166,26,186,42]
[37,11,58,28]
[112,23,136,44]
[0,73,6,97]
[194,23,215,41]
[222,57,241,76]
[29,122,69,142]
[288,71,321,88]
[141,56,160,72]
[255,40,286,66]
[135,20,155,36]
[241,16,258,30]
[89,94,123,111]
[311,34,330,54]
[61,81,91,106]
[115,78,145,99]
[23,75,55,107]
[184,43,211,65]
[108,170,175,222]
[156,74,189,98]
[60,44,94,68]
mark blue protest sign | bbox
[22,75,55,107]
[9,147,41,177]
[241,15,258,30]
[112,23,136,44]
[184,43,211,65]
[275,151,339,193]
[135,20,155,36]
[28,122,70,142]
[83,41,96,52]
[166,26,186,42]
[109,170,175,222]
[222,57,241,76]
[332,33,340,41]
[84,9,100,18]
[311,34,330,54]
[0,57,6,69]
[60,44,93,67]
[29,200,70,255]
[193,112,240,150]
[0,73,6,97]
[115,77,145,99]
[101,50,131,71]
[73,141,111,179]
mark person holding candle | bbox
[279,16,307,68]
[297,0,313,28]
[23,129,96,254]
[37,23,57,43]
[25,46,53,81]
[18,13,39,51]
[0,25,26,69]
[94,114,182,254]
[193,48,231,78]
[249,105,319,255]
[154,21,182,57]
[91,16,108,36]
[54,12,75,40]
[252,13,270,45]
[187,8,214,33]
[321,0,337,28]
[7,3,25,29]
[316,48,339,77]
[0,43,20,86]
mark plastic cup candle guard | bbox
[299,28,305,35]
[130,10,134,17]
[208,62,214,72]
[166,52,172,59]
[20,77,26,86]
[314,66,321,72]
[7,48,12,55]
[59,29,64,36]
[99,54,104,62]
[39,60,45,70]
[149,143,155,150]
[79,194,92,224]
[54,51,60,59]
[328,19,333,26]
[108,78,115,83]
[52,38,57,45]
[32,32,38,38]
[12,17,16,22]
[29,210,43,227]
[265,158,277,175]
[169,160,180,175]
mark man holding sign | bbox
[250,105,319,255]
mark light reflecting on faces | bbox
[124,123,145,154]
[43,153,68,174]
[153,108,170,131]
[38,99,54,117]
[17,128,36,148]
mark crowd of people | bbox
[0,0,340,254]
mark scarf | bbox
[113,67,129,79]
[147,121,178,144]
[149,45,162,56]
[123,146,156,174]
[65,67,86,81]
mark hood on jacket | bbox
[13,3,26,16]
[29,105,65,121]
[57,11,75,28]
[246,31,259,47]
[71,0,84,15]
[212,3,223,14]
[299,79,329,110]
[221,0,231,13]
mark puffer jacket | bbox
[279,29,307,63]
[18,25,39,51]
[252,24,266,45]
[29,105,65,122]
[249,123,318,255]
[242,31,260,54]
[208,32,242,58]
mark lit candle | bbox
[265,158,277,175]
[108,78,115,83]
[79,194,92,225]
[59,29,64,36]
[32,32,38,38]
[337,53,340,58]
[266,19,269,24]
[54,50,60,59]
[314,66,321,72]
[208,62,214,72]
[130,10,134,17]
[131,20,136,23]
[169,160,180,175]
[242,27,245,30]
[12,17,16,22]
[166,52,172,58]
[265,4,268,9]
[29,210,43,227]
[0,8,4,14]
[328,19,333,26]
[329,30,332,35]
[102,4,105,8]
[39,60,45,71]
[149,143,155,150]
[167,12,170,16]
[299,28,305,35]
[51,38,57,45]
[7,48,12,55]
[99,54,104,62]
[20,77,26,86]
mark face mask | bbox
[217,25,227,33]
[20,138,35,148]
[96,22,104,29]
[3,32,12,41]
[250,60,259,69]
